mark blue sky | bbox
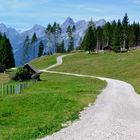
[0,0,140,30]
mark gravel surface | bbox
[40,55,140,140]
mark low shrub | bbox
[12,67,31,81]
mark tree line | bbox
[45,22,75,53]
[22,23,76,64]
[1,13,139,68]
[22,33,45,64]
[81,13,140,53]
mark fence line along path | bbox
[1,79,37,97]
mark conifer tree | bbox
[57,40,66,53]
[67,26,74,52]
[53,23,62,51]
[132,22,140,46]
[82,22,96,53]
[61,40,66,53]
[103,22,112,47]
[46,24,52,54]
[112,20,123,51]
[22,35,30,64]
[67,36,74,52]
[38,41,44,57]
[96,26,103,51]
[122,13,129,49]
[0,35,15,68]
[31,32,37,58]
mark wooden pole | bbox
[2,83,4,96]
[15,84,18,94]
[19,84,21,94]
[6,85,8,96]
[10,85,12,95]
[13,84,15,94]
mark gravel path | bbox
[40,55,140,140]
[44,55,69,71]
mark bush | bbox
[12,67,31,81]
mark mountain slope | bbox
[0,18,106,66]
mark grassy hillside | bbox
[52,50,140,93]
[30,54,58,69]
[3,49,140,139]
[0,73,105,140]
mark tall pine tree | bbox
[67,26,74,52]
[112,20,123,51]
[38,41,44,57]
[122,13,129,49]
[31,32,37,59]
[82,22,96,53]
[0,35,15,68]
[46,24,52,54]
[22,35,30,64]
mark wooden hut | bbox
[23,63,41,81]
[103,46,113,51]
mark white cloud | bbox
[80,6,103,13]
[0,0,29,10]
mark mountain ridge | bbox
[0,17,107,66]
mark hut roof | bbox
[103,46,113,50]
[23,63,40,74]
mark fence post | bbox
[2,83,4,96]
[15,84,18,94]
[10,85,12,95]
[6,85,8,96]
[12,84,15,94]
[19,84,21,94]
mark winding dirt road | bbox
[40,55,140,140]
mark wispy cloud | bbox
[0,0,29,10]
[0,0,139,30]
[131,0,140,4]
[78,5,103,13]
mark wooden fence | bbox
[0,79,37,97]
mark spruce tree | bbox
[68,37,74,52]
[83,24,96,53]
[53,22,61,52]
[67,26,74,52]
[0,35,15,68]
[96,26,103,51]
[112,20,123,51]
[122,13,129,49]
[57,40,66,53]
[61,40,66,53]
[22,35,30,64]
[132,22,140,47]
[128,25,135,48]
[46,24,52,54]
[31,32,37,59]
[38,41,44,57]
[103,22,112,47]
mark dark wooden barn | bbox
[23,63,41,81]
[103,46,113,51]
